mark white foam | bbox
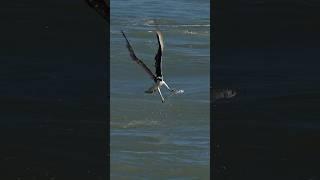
[144,23,210,28]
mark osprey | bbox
[121,31,183,103]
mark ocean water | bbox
[110,0,210,179]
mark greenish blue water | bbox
[111,0,210,179]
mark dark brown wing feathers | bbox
[121,31,157,82]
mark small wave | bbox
[144,19,156,26]
[183,30,199,35]
[145,24,210,28]
[182,30,209,35]
[143,18,210,28]
[121,120,160,129]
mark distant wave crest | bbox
[111,120,160,129]
[143,19,210,28]
[145,24,210,28]
[182,30,209,35]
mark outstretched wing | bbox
[121,31,157,82]
[85,0,109,23]
[154,31,164,78]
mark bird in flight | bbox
[121,31,184,103]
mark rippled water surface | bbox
[111,0,210,179]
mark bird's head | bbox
[156,77,163,81]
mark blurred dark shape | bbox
[214,88,238,100]
[85,0,109,23]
